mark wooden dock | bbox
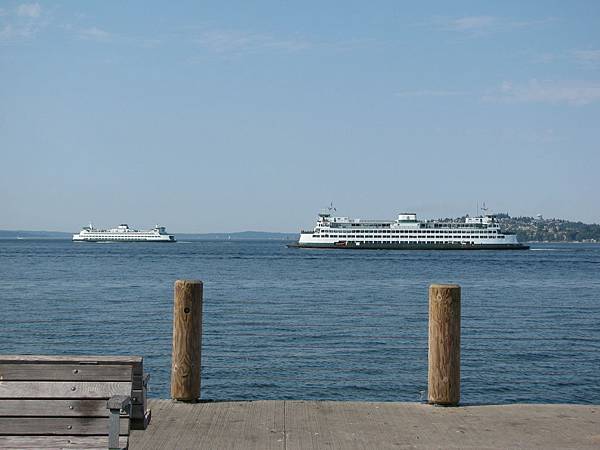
[130,399,599,449]
[135,282,598,448]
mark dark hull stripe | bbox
[288,242,529,250]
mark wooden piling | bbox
[428,283,460,406]
[171,280,203,402]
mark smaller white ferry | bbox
[73,224,176,242]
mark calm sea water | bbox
[1,239,599,404]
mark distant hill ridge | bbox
[0,230,72,239]
[496,215,600,243]
[176,231,297,240]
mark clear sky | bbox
[1,1,599,232]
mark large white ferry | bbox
[290,211,528,250]
[73,224,176,242]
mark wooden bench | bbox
[0,355,151,449]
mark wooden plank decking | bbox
[130,399,600,449]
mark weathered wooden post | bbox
[171,280,203,402]
[428,283,461,406]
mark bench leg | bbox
[108,407,121,450]
[107,395,131,450]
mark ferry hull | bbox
[288,242,529,250]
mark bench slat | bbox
[0,435,128,449]
[0,400,117,417]
[0,382,131,399]
[1,356,143,377]
[0,355,142,365]
[0,364,132,382]
[0,417,129,435]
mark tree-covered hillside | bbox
[495,215,600,243]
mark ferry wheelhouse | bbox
[72,224,176,242]
[291,212,528,250]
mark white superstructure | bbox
[294,211,527,249]
[73,224,176,242]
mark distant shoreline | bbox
[0,230,299,241]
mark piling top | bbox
[429,283,461,289]
[175,279,203,286]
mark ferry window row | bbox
[315,235,498,238]
[316,236,501,239]
[317,229,497,233]
[315,231,498,235]
[83,236,157,238]
[359,241,479,244]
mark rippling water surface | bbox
[1,240,599,404]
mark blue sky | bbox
[1,1,599,232]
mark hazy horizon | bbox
[1,1,599,232]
